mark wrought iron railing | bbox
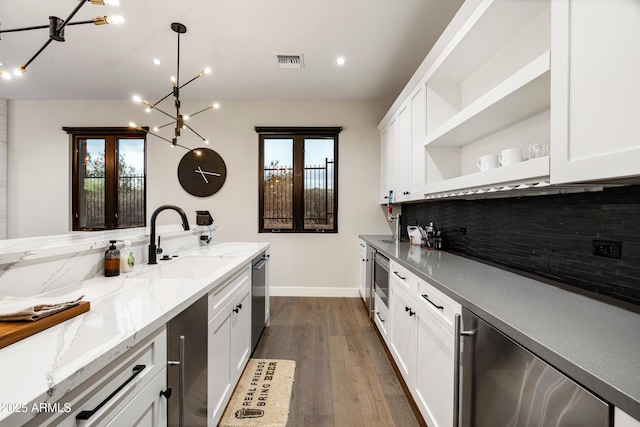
[81,175,145,228]
[263,159,334,229]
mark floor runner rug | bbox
[219,358,296,427]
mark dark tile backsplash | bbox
[400,185,640,305]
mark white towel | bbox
[0,294,84,321]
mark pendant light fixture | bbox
[129,22,219,152]
[0,0,124,78]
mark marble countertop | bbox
[0,241,269,427]
[361,235,640,420]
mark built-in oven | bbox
[373,251,389,309]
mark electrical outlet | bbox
[592,240,622,259]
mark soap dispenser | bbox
[120,241,135,273]
[104,240,121,277]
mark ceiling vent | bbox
[276,54,304,69]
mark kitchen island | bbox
[361,235,640,423]
[0,225,268,426]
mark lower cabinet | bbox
[387,264,460,427]
[24,327,168,427]
[208,266,252,426]
[414,305,454,427]
[389,276,417,387]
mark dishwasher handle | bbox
[252,257,268,270]
[454,314,475,427]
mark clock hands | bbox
[195,166,221,184]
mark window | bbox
[66,127,147,231]
[256,126,341,233]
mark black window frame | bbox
[65,126,147,231]
[256,126,341,234]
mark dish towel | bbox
[0,294,84,321]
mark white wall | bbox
[0,99,6,239]
[7,98,390,295]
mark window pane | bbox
[263,139,294,229]
[117,138,145,228]
[304,138,335,230]
[78,138,106,229]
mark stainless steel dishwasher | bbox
[251,252,268,354]
[455,308,612,426]
[167,295,208,427]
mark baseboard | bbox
[270,286,360,298]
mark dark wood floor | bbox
[252,297,423,427]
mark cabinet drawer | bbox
[25,327,167,427]
[374,293,389,343]
[417,281,461,333]
[208,265,251,321]
[390,260,418,295]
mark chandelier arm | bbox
[156,121,177,130]
[183,123,207,142]
[0,24,51,34]
[147,105,176,122]
[178,73,203,89]
[57,0,92,35]
[187,105,213,118]
[22,38,55,69]
[152,91,174,108]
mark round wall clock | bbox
[177,148,227,197]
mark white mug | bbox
[477,154,500,171]
[499,148,523,166]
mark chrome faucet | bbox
[148,205,190,264]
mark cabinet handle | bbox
[76,364,146,421]
[168,335,185,427]
[454,314,475,427]
[421,294,444,310]
[394,271,406,280]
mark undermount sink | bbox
[134,255,238,280]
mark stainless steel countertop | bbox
[361,235,640,420]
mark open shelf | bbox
[425,52,550,147]
[424,155,549,195]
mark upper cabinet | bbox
[423,0,551,196]
[550,0,640,184]
[380,0,639,203]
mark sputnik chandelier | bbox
[129,22,219,151]
[0,0,124,79]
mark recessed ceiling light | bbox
[336,56,346,65]
[152,58,162,65]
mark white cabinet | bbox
[106,369,168,427]
[615,408,640,427]
[389,276,417,386]
[423,0,551,197]
[381,84,428,203]
[387,260,461,427]
[25,327,168,427]
[208,266,251,426]
[550,0,640,184]
[358,240,367,301]
[380,117,398,203]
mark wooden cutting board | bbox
[0,301,91,349]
